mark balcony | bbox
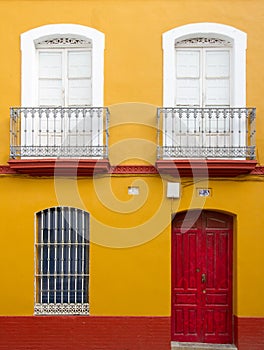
[9,107,110,176]
[156,107,257,177]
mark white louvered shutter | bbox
[38,51,63,106]
[35,39,94,152]
[67,50,92,106]
[204,49,231,147]
[175,49,200,106]
[205,49,230,106]
[174,49,201,147]
[38,52,62,146]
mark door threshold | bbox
[171,342,237,350]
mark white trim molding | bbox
[162,22,247,107]
[21,24,105,106]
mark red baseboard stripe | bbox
[0,316,171,350]
[234,316,264,350]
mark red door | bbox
[171,210,233,343]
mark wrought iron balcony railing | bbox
[157,107,256,159]
[10,107,109,159]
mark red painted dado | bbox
[156,159,258,177]
[0,316,171,350]
[234,316,264,350]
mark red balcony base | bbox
[8,159,110,176]
[3,159,260,177]
[156,159,257,177]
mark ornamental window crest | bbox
[35,36,92,48]
[175,37,232,48]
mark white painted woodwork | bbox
[173,47,231,150]
[175,48,230,108]
[38,49,91,107]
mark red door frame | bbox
[171,210,233,344]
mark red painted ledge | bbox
[250,166,264,175]
[156,159,258,177]
[8,159,110,176]
[110,165,158,174]
[1,160,263,177]
[0,165,17,174]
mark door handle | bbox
[201,273,206,284]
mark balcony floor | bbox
[156,159,257,177]
[8,158,110,176]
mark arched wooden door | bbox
[171,210,233,344]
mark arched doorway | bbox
[171,210,233,344]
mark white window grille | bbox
[34,207,89,315]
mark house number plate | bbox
[198,189,211,197]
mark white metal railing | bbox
[10,107,109,159]
[34,207,89,315]
[157,107,256,159]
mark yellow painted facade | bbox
[0,0,264,322]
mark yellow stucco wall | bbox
[0,0,264,163]
[0,0,263,319]
[1,173,264,317]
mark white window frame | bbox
[21,24,105,107]
[162,22,247,107]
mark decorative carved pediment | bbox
[175,37,232,47]
[35,36,92,48]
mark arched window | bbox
[21,24,105,107]
[15,24,106,159]
[162,23,247,107]
[158,23,253,160]
[34,207,90,315]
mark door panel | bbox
[172,225,202,341]
[176,50,200,78]
[175,79,200,106]
[172,210,233,344]
[205,79,230,106]
[205,50,230,78]
[68,50,91,78]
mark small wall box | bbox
[167,182,180,198]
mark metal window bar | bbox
[73,209,77,303]
[35,207,89,315]
[61,207,65,304]
[10,107,109,159]
[157,107,256,159]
